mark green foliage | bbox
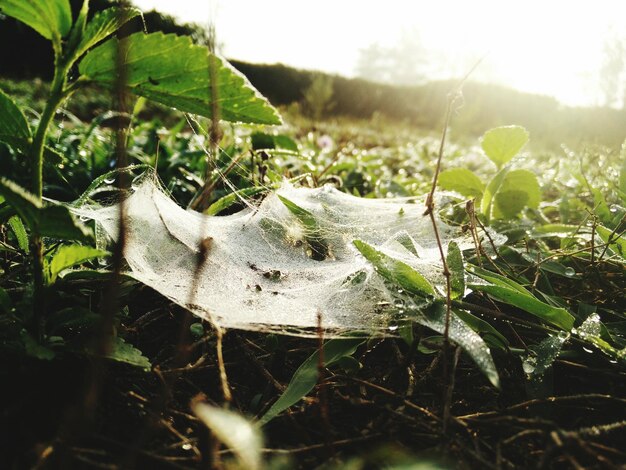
[47,244,108,283]
[8,216,28,253]
[0,0,283,373]
[206,187,267,215]
[438,125,539,221]
[468,266,575,331]
[69,6,141,63]
[1,1,625,462]
[0,178,92,241]
[353,240,436,297]
[258,338,364,425]
[596,225,626,259]
[0,88,31,150]
[79,32,281,125]
[278,195,329,260]
[480,125,529,169]
[438,168,484,199]
[492,169,541,219]
[104,337,151,370]
[446,241,465,299]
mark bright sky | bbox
[132,0,625,107]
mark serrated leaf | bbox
[0,88,31,149]
[70,6,140,62]
[8,215,29,253]
[258,338,363,425]
[79,32,281,125]
[447,241,465,299]
[0,0,72,48]
[105,337,151,370]
[353,239,436,297]
[493,169,540,219]
[0,178,93,242]
[48,244,109,283]
[193,403,263,470]
[481,125,529,168]
[438,168,485,199]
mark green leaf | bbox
[480,125,529,168]
[0,0,72,50]
[454,309,509,350]
[105,337,151,370]
[72,164,150,206]
[258,338,363,425]
[523,332,569,380]
[8,216,29,253]
[492,169,541,219]
[447,241,465,299]
[468,265,574,330]
[412,302,500,388]
[470,284,574,331]
[47,307,100,334]
[438,168,485,199]
[591,188,620,229]
[48,244,109,283]
[596,225,626,259]
[481,168,508,220]
[206,187,267,216]
[353,240,436,297]
[0,178,93,242]
[79,32,281,125]
[251,132,298,152]
[20,330,55,360]
[39,205,94,241]
[193,403,263,470]
[469,265,531,295]
[70,6,140,62]
[278,195,329,260]
[0,88,31,149]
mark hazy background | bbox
[132,0,626,108]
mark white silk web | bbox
[81,175,476,335]
[77,173,502,385]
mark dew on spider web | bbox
[74,172,503,385]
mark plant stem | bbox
[30,65,69,340]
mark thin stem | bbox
[30,64,70,340]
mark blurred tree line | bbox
[233,60,626,150]
[1,1,625,150]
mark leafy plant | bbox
[439,125,540,221]
[0,0,279,365]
